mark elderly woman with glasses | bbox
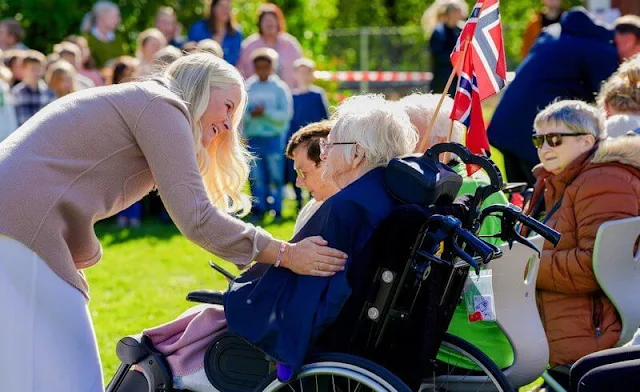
[225,94,418,371]
[525,100,640,368]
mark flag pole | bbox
[417,37,471,153]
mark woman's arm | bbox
[537,172,640,294]
[133,95,346,273]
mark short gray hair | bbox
[330,94,418,168]
[534,100,605,140]
[399,92,464,151]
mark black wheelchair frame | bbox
[106,143,561,392]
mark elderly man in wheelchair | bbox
[106,95,561,392]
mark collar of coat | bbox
[528,135,640,214]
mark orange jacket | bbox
[527,137,640,366]
[521,13,543,60]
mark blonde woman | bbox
[598,54,640,137]
[0,52,346,391]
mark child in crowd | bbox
[3,49,24,87]
[82,1,127,68]
[0,18,27,51]
[45,60,76,99]
[244,47,293,222]
[196,39,224,58]
[64,35,104,86]
[53,42,95,90]
[135,28,167,77]
[11,50,55,126]
[0,60,17,141]
[153,45,183,67]
[284,58,329,211]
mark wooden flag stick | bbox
[417,37,471,153]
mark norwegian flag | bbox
[450,0,507,160]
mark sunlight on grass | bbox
[89,207,297,382]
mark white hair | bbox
[330,94,418,168]
[81,1,119,33]
[399,92,464,152]
[534,100,605,141]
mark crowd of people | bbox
[0,1,640,391]
[0,0,318,227]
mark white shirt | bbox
[293,199,324,236]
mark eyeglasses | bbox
[319,139,357,155]
[531,132,591,149]
[295,168,305,179]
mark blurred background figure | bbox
[110,55,138,85]
[181,41,198,54]
[0,49,17,142]
[487,7,619,186]
[614,15,640,61]
[135,28,167,77]
[52,41,95,90]
[196,38,224,58]
[244,48,293,222]
[599,54,640,138]
[11,50,55,127]
[423,0,465,96]
[3,49,24,87]
[153,45,182,67]
[154,6,184,49]
[64,35,104,87]
[520,0,565,60]
[45,60,76,99]
[284,58,329,211]
[82,1,127,69]
[0,18,27,51]
[237,3,302,89]
[188,0,243,65]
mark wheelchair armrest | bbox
[186,289,225,305]
[116,335,149,365]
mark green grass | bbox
[88,207,298,383]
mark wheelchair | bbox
[106,143,561,392]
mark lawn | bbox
[88,206,298,384]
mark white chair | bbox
[431,236,549,390]
[592,216,640,347]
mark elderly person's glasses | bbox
[531,132,590,149]
[319,140,357,155]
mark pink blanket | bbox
[143,304,228,376]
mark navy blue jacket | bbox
[224,168,398,370]
[487,8,619,165]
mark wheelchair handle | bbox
[425,142,504,191]
[480,204,562,247]
[454,226,497,268]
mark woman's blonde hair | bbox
[330,94,418,169]
[161,52,251,215]
[534,100,604,140]
[45,60,76,97]
[597,54,640,115]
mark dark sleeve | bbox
[582,44,619,101]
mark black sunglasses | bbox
[531,132,590,148]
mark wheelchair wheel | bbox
[255,352,412,392]
[426,333,514,392]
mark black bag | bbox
[384,153,462,206]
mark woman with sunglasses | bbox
[525,100,640,371]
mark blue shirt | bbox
[187,20,243,66]
[243,75,292,139]
[224,168,399,370]
[288,86,329,137]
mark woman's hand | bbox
[281,236,348,277]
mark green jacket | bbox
[85,32,128,69]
